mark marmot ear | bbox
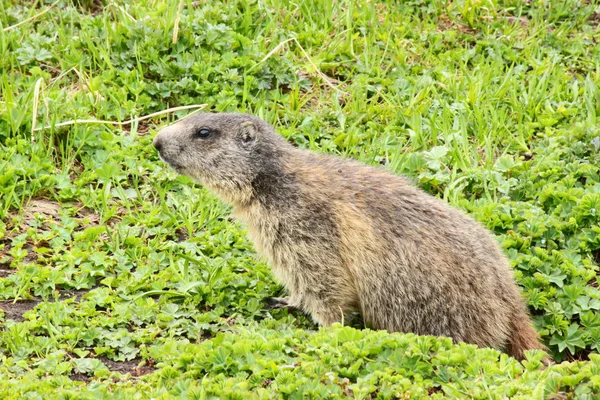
[239,121,259,148]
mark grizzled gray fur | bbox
[153,112,546,360]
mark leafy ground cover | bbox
[1,0,600,398]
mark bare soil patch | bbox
[1,198,102,270]
[592,249,600,272]
[0,298,42,322]
[0,269,14,278]
[59,289,90,301]
[70,357,156,382]
[0,289,90,323]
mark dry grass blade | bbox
[173,0,186,44]
[107,0,137,22]
[258,38,346,95]
[34,104,208,132]
[259,38,296,64]
[31,77,45,143]
[3,0,61,32]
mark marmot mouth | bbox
[158,153,184,172]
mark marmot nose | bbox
[153,134,163,152]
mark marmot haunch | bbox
[153,112,546,360]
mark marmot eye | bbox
[194,128,212,139]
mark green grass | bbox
[1,0,600,398]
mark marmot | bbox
[153,112,546,360]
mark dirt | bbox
[67,160,85,184]
[0,289,90,323]
[120,120,152,136]
[0,285,157,382]
[505,16,530,28]
[0,298,43,322]
[58,289,90,301]
[174,228,188,242]
[1,199,63,266]
[25,199,62,219]
[73,203,101,227]
[436,14,477,34]
[70,357,156,382]
[593,249,600,266]
[1,198,103,271]
[0,198,100,323]
[68,372,92,383]
[0,269,14,278]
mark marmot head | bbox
[153,113,288,205]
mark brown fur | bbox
[153,112,547,360]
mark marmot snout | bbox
[154,112,547,360]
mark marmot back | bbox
[153,112,547,360]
